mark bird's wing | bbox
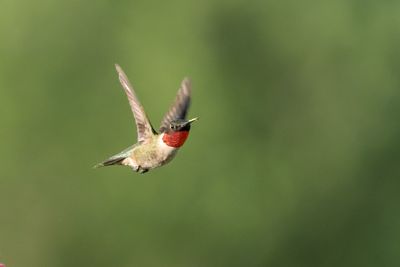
[159,78,192,132]
[115,64,156,143]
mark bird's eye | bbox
[170,125,174,129]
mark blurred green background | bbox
[1,0,400,266]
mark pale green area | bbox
[1,0,400,266]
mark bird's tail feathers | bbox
[93,157,126,168]
[93,145,134,169]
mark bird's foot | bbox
[138,168,149,174]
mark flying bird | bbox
[94,64,198,173]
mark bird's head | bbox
[162,117,198,148]
[168,117,198,132]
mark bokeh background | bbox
[1,0,400,266]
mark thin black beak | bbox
[184,117,198,126]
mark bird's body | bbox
[95,64,197,173]
[118,134,178,173]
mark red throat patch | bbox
[162,131,190,148]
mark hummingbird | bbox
[94,64,198,174]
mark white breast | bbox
[158,133,178,162]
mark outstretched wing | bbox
[159,78,192,132]
[115,64,156,142]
